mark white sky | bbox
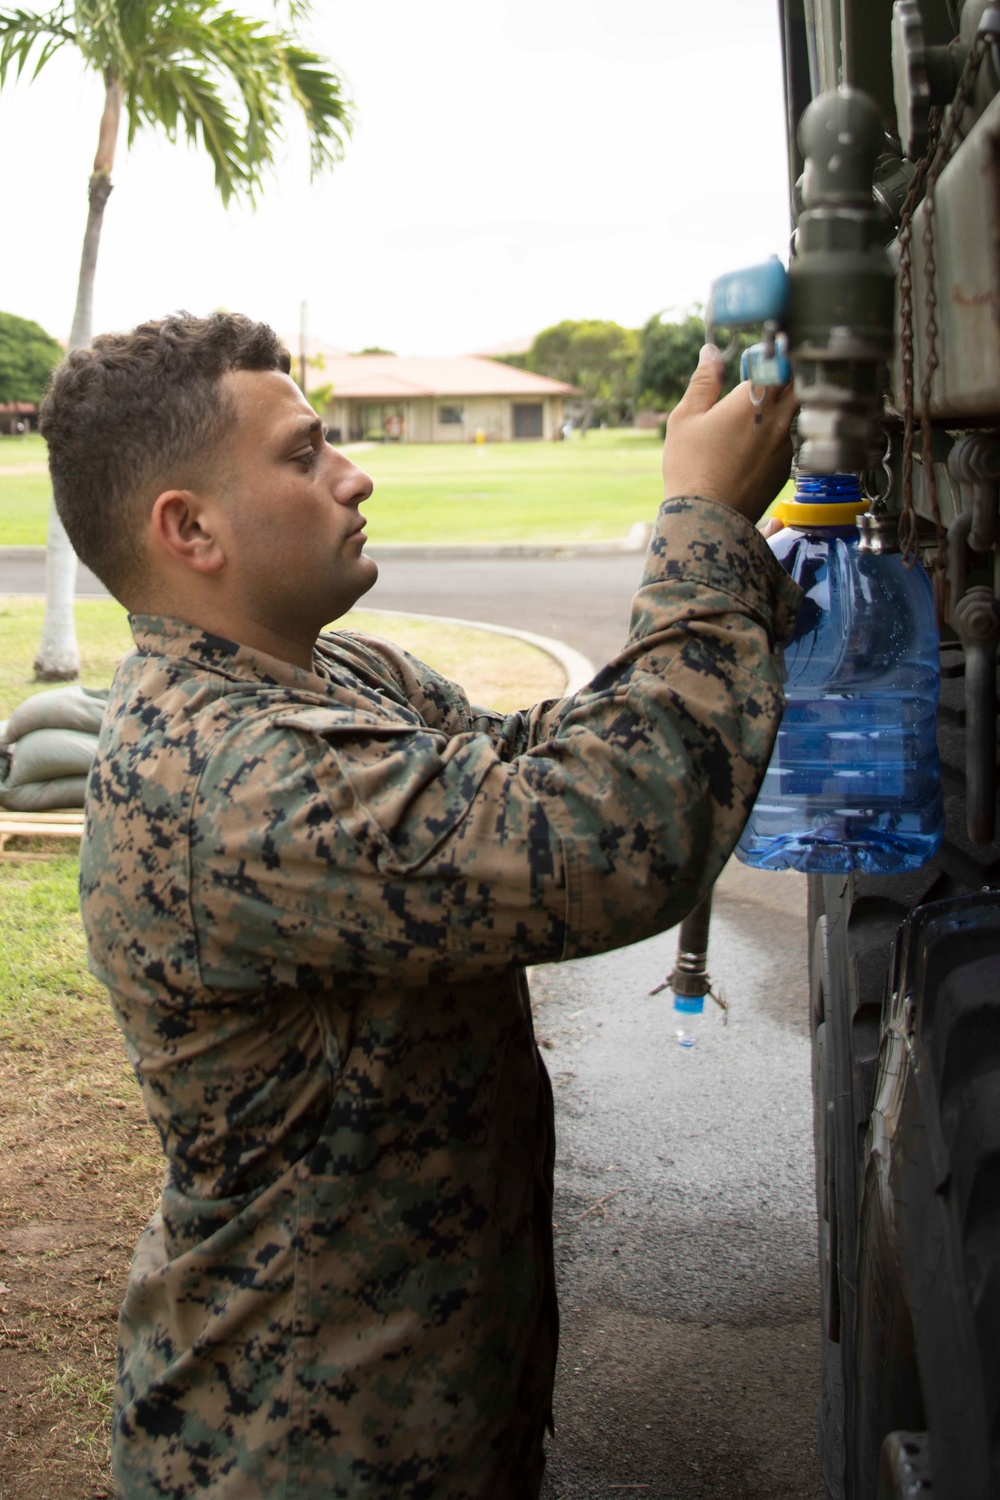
[0,0,792,358]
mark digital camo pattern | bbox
[79,497,802,1498]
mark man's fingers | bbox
[672,344,726,418]
[774,380,799,427]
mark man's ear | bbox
[149,490,227,575]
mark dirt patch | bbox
[0,960,161,1499]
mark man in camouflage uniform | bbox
[40,314,799,1498]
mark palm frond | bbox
[0,7,75,85]
[124,4,353,197]
[4,0,355,205]
[128,57,254,204]
[70,0,127,71]
[273,0,313,23]
[278,41,352,177]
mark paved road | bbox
[366,551,645,667]
[535,857,820,1500]
[2,547,824,1497]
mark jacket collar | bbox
[128,613,337,696]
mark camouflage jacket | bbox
[80,497,801,1499]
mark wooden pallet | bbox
[0,809,85,860]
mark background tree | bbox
[0,309,63,410]
[636,312,705,412]
[526,319,639,427]
[637,309,753,413]
[306,380,334,416]
[491,350,528,371]
[0,0,352,680]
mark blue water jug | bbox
[736,474,944,875]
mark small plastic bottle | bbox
[673,992,706,1050]
[737,474,944,875]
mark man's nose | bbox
[332,462,374,507]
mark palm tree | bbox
[0,0,352,679]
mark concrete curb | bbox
[0,546,46,561]
[355,607,596,695]
[0,523,653,566]
[367,521,651,560]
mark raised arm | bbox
[190,347,801,994]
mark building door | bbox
[513,403,543,439]
[360,403,405,440]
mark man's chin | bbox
[323,556,378,627]
[355,553,379,598]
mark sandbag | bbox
[2,728,99,789]
[3,685,108,744]
[0,776,89,812]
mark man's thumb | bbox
[677,344,726,414]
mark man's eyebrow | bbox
[283,416,324,446]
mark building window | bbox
[438,405,464,425]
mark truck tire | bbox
[855,893,1000,1499]
[809,642,1000,1498]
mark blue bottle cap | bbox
[671,993,706,1015]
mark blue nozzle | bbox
[707,256,789,332]
[741,342,792,387]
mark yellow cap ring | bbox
[774,497,870,527]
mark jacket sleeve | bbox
[189,498,802,992]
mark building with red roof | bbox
[314,354,578,444]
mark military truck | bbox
[775,2,1000,1496]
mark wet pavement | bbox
[535,857,822,1498]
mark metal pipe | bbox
[667,888,715,1000]
[951,585,1000,844]
[945,436,1000,843]
[840,0,852,84]
[964,643,998,844]
[948,508,974,608]
[947,432,1000,553]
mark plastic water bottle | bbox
[736,474,944,875]
[673,992,705,1050]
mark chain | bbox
[896,33,991,621]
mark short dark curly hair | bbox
[39,312,291,601]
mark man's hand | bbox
[661,345,797,524]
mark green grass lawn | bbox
[0,432,45,467]
[0,429,794,546]
[352,429,662,544]
[0,430,664,548]
[0,470,54,543]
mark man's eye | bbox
[294,449,318,469]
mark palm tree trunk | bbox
[33,74,122,682]
[67,170,114,354]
